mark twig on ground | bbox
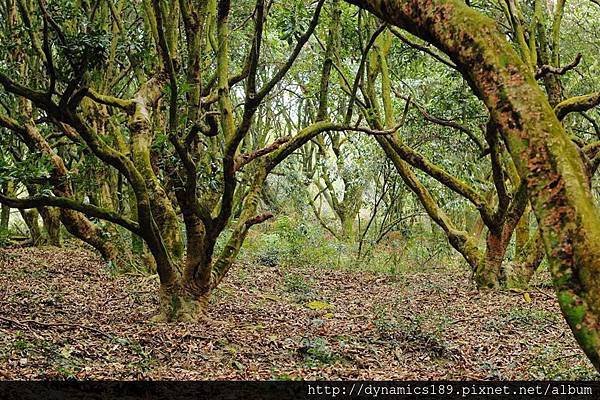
[0,315,113,340]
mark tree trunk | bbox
[20,209,44,245]
[505,255,543,291]
[340,213,356,242]
[0,204,8,231]
[150,165,272,323]
[514,209,530,254]
[475,230,508,289]
[130,94,184,261]
[152,280,211,323]
[0,181,13,231]
[506,230,545,290]
[39,207,61,246]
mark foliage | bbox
[240,215,339,269]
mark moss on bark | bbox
[152,283,210,323]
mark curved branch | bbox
[255,0,326,102]
[86,88,136,114]
[389,26,456,69]
[555,92,600,121]
[394,90,485,152]
[536,53,582,80]
[386,136,496,228]
[0,194,141,235]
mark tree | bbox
[0,0,338,321]
[0,0,399,322]
[345,0,600,372]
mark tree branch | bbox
[0,194,141,235]
[86,88,136,114]
[555,92,600,121]
[389,26,456,69]
[235,136,291,172]
[536,53,582,80]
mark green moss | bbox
[556,290,600,365]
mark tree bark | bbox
[152,280,210,323]
[475,230,508,289]
[507,229,545,290]
[20,209,44,245]
[0,182,13,231]
[39,207,61,247]
[59,209,117,261]
[514,209,529,254]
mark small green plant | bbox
[255,233,285,267]
[284,273,312,294]
[12,338,32,352]
[504,307,558,326]
[271,372,300,381]
[128,342,157,374]
[530,345,597,380]
[0,227,10,247]
[54,345,82,379]
[373,306,453,359]
[283,273,314,302]
[298,337,338,365]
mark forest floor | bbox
[0,244,597,380]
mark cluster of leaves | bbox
[0,152,52,189]
[47,1,111,79]
[275,1,311,44]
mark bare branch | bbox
[0,193,141,235]
[393,89,486,152]
[235,136,291,171]
[536,53,582,80]
[389,26,456,69]
[245,212,273,227]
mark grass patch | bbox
[373,305,455,360]
[530,345,598,380]
[504,307,558,326]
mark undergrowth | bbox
[239,214,455,275]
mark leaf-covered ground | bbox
[0,245,597,380]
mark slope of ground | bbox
[0,245,597,380]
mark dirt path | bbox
[0,246,596,380]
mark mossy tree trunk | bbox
[0,204,9,231]
[507,230,545,290]
[20,209,43,245]
[475,231,507,289]
[0,182,13,231]
[39,207,61,247]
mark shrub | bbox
[240,215,338,268]
[0,227,9,247]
